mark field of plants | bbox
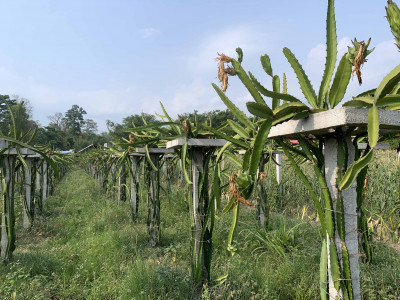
[0,151,398,299]
[3,0,400,299]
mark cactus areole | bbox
[269,107,400,299]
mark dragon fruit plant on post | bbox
[213,0,400,299]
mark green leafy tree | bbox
[0,95,17,126]
[0,95,36,136]
[63,105,87,136]
[122,113,159,128]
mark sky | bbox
[0,0,398,132]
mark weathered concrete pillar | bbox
[325,136,360,300]
[117,163,126,204]
[257,154,268,227]
[148,154,160,247]
[1,156,15,261]
[275,152,282,195]
[0,214,8,260]
[166,138,226,287]
[130,156,140,221]
[192,148,204,281]
[42,160,48,202]
[23,157,33,228]
[35,159,42,214]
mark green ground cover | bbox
[0,164,399,299]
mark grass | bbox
[0,166,399,299]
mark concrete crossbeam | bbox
[166,138,227,149]
[135,147,174,154]
[268,107,400,139]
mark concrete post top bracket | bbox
[268,107,400,139]
[166,138,227,149]
[135,147,175,154]
[0,140,8,148]
[128,153,145,157]
[1,148,37,155]
[357,143,390,150]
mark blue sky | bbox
[0,0,398,132]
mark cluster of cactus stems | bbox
[0,148,68,262]
[0,100,70,261]
[71,0,400,289]
[82,103,229,289]
[211,0,400,299]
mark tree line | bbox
[0,94,238,151]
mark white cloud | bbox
[168,79,222,115]
[187,24,276,74]
[139,28,160,38]
[0,65,141,130]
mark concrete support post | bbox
[275,152,282,195]
[192,148,203,282]
[324,137,361,300]
[42,161,48,202]
[23,158,33,228]
[1,156,15,261]
[35,160,42,214]
[117,163,127,204]
[257,154,268,227]
[148,154,160,247]
[130,157,140,221]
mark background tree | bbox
[82,119,98,135]
[48,112,67,131]
[63,105,87,136]
[0,95,36,137]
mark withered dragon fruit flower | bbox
[386,0,400,51]
[128,133,134,152]
[346,38,374,85]
[216,53,232,92]
[228,174,253,207]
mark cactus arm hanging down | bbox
[318,0,337,107]
[248,119,272,176]
[283,47,318,108]
[339,150,374,190]
[367,105,379,148]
